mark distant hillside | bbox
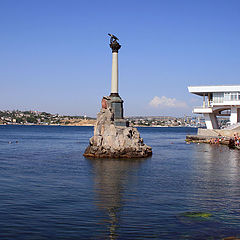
[0,110,95,126]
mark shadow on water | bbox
[86,157,148,239]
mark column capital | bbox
[110,40,121,53]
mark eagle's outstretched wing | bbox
[108,33,119,41]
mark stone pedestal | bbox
[110,94,123,119]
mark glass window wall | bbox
[224,92,240,101]
[212,92,240,103]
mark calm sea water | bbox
[0,125,240,240]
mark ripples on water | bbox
[0,125,240,239]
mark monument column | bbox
[108,34,125,123]
[110,37,121,97]
[83,34,152,158]
[111,51,119,95]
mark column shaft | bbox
[111,52,118,94]
[203,94,205,108]
[204,113,219,129]
[208,93,211,107]
[230,106,238,125]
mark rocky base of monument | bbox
[83,104,152,159]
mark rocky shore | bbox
[186,134,240,150]
[83,99,152,158]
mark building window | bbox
[224,92,231,101]
[213,92,224,103]
[231,92,238,101]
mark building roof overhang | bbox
[188,85,240,96]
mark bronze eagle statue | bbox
[108,33,119,44]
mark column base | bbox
[110,93,120,97]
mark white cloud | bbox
[149,96,188,108]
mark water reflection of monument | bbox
[88,159,144,239]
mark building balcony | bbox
[193,107,213,114]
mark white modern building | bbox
[188,85,240,129]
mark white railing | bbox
[194,106,211,109]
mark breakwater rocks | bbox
[186,135,240,150]
[186,135,229,145]
[186,135,219,143]
[83,107,152,158]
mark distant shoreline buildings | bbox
[0,110,95,126]
[0,110,207,128]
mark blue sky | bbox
[0,0,239,117]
